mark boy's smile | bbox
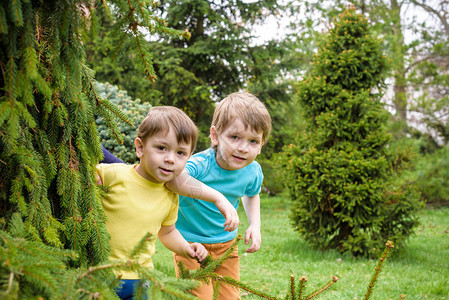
[134,129,191,183]
[160,167,174,174]
[211,118,264,171]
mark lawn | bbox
[154,194,449,299]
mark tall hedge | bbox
[282,8,422,257]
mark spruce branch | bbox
[111,30,128,64]
[365,241,395,300]
[223,276,276,300]
[128,232,152,259]
[212,281,221,300]
[98,97,132,125]
[81,63,103,107]
[182,235,243,286]
[180,235,278,299]
[298,276,307,299]
[204,273,277,300]
[126,0,156,83]
[290,275,295,300]
[75,288,102,299]
[76,262,121,282]
[303,276,338,300]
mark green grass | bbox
[153,195,449,299]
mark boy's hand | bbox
[245,225,261,253]
[187,243,208,262]
[95,172,103,185]
[215,197,239,232]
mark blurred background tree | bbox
[85,0,307,194]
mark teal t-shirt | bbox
[176,148,263,244]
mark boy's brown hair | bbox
[211,92,272,142]
[137,106,198,154]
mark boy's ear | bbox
[135,137,144,158]
[210,126,219,146]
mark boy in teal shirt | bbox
[168,92,272,299]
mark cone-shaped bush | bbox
[282,8,422,257]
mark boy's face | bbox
[211,118,264,171]
[134,129,191,183]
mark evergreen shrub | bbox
[0,0,195,297]
[281,8,422,257]
[96,82,152,164]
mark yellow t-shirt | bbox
[96,163,179,279]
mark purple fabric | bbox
[101,145,124,164]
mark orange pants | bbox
[173,239,240,300]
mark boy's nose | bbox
[237,142,249,153]
[164,152,175,164]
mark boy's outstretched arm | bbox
[166,171,239,232]
[242,194,261,253]
[158,224,208,262]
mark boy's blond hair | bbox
[211,92,271,142]
[137,106,198,154]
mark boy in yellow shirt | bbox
[97,106,239,299]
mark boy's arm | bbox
[166,171,239,232]
[158,224,207,262]
[242,194,261,253]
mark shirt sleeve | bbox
[184,155,208,179]
[245,163,264,197]
[161,194,179,226]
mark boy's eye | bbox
[230,135,239,140]
[177,151,187,156]
[250,139,260,144]
[157,146,166,151]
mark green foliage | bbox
[281,8,422,257]
[0,216,199,299]
[402,144,449,205]
[1,0,111,267]
[0,0,195,297]
[96,82,152,164]
[258,155,286,195]
[388,134,449,205]
[86,1,302,154]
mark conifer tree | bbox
[282,8,422,257]
[0,0,192,297]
